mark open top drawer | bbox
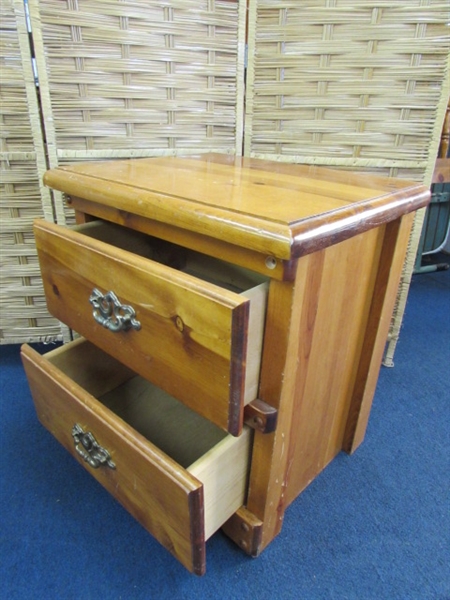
[33,219,269,435]
[21,339,252,575]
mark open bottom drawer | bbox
[21,338,252,575]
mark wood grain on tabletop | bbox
[43,154,429,260]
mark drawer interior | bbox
[99,375,253,538]
[99,373,227,469]
[75,219,268,293]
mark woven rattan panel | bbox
[29,0,245,155]
[245,0,449,183]
[0,0,64,344]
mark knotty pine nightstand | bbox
[21,154,429,574]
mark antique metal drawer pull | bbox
[89,288,141,332]
[71,424,116,470]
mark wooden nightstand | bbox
[21,154,429,574]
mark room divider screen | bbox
[1,0,449,355]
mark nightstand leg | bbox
[222,507,263,557]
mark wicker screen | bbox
[0,0,64,344]
[245,0,449,184]
[29,0,245,157]
[1,0,449,350]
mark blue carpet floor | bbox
[1,259,449,600]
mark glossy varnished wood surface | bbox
[227,211,416,553]
[21,339,252,574]
[21,341,206,574]
[343,212,415,453]
[33,219,269,435]
[68,195,290,280]
[35,154,430,568]
[44,154,429,260]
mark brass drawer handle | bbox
[89,288,141,332]
[71,424,116,470]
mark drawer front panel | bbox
[34,219,251,435]
[21,342,206,574]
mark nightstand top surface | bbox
[44,153,429,259]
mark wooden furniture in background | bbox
[414,99,450,272]
[438,101,450,160]
[22,154,429,574]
